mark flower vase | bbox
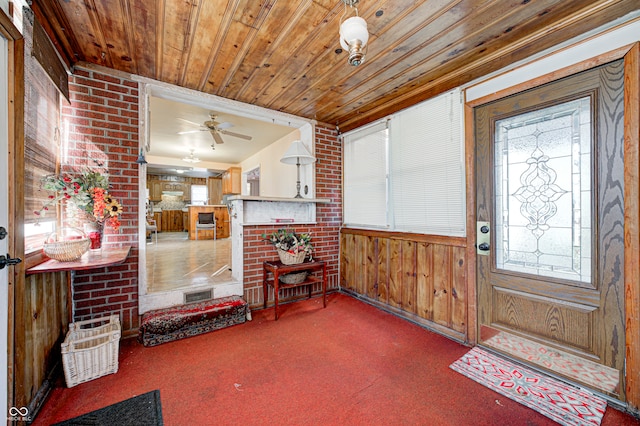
[83,221,104,251]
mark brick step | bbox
[138,296,250,347]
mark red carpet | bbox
[33,293,639,426]
[451,347,606,425]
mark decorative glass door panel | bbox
[494,97,591,284]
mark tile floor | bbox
[145,231,232,293]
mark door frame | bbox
[0,7,24,418]
[464,43,640,410]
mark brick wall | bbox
[243,123,342,307]
[62,72,341,331]
[61,69,141,334]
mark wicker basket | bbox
[43,228,90,262]
[61,315,121,387]
[280,271,308,284]
[277,249,306,265]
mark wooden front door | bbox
[475,60,626,400]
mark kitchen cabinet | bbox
[153,211,162,231]
[148,180,162,201]
[222,167,241,195]
[182,211,189,232]
[161,210,183,232]
[208,177,223,204]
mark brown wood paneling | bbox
[624,43,640,411]
[401,240,416,315]
[388,238,402,309]
[416,242,433,321]
[18,272,68,410]
[492,287,595,353]
[377,237,389,304]
[340,228,468,341]
[432,245,451,327]
[451,246,467,334]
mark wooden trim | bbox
[467,43,636,108]
[624,42,640,414]
[1,7,25,410]
[340,227,466,247]
[463,101,477,345]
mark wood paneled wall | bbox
[340,228,468,342]
[15,271,69,411]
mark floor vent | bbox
[184,289,213,304]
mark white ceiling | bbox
[148,96,296,177]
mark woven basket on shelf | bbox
[277,249,306,265]
[43,228,91,262]
[279,271,308,284]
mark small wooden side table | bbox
[263,259,327,320]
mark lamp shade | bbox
[339,16,369,50]
[280,140,316,165]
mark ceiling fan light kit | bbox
[339,0,369,66]
[182,150,201,163]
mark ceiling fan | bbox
[177,113,253,145]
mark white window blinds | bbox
[343,121,388,228]
[389,89,465,236]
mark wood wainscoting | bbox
[15,270,69,415]
[340,228,468,342]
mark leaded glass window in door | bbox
[494,97,591,283]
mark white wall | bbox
[240,128,312,198]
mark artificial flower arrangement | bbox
[263,228,313,261]
[35,170,123,231]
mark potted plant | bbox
[263,228,313,265]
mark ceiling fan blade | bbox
[216,121,234,130]
[211,131,224,144]
[177,129,207,135]
[220,130,252,140]
[177,118,203,127]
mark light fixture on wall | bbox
[280,140,316,198]
[339,0,369,66]
[182,150,201,163]
[135,149,147,165]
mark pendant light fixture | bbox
[339,0,369,66]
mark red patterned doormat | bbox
[450,347,607,426]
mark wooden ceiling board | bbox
[92,0,136,73]
[32,0,640,133]
[335,0,640,130]
[129,1,157,78]
[222,1,337,102]
[238,3,344,107]
[213,0,279,96]
[314,0,636,127]
[179,0,227,89]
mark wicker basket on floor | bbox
[61,315,121,387]
[277,249,306,265]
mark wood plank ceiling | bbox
[32,0,638,132]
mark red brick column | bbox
[243,123,342,307]
[61,69,141,334]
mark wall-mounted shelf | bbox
[26,246,131,274]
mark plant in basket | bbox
[262,229,313,264]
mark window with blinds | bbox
[23,15,61,251]
[342,89,465,236]
[343,121,388,228]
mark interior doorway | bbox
[474,60,626,399]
